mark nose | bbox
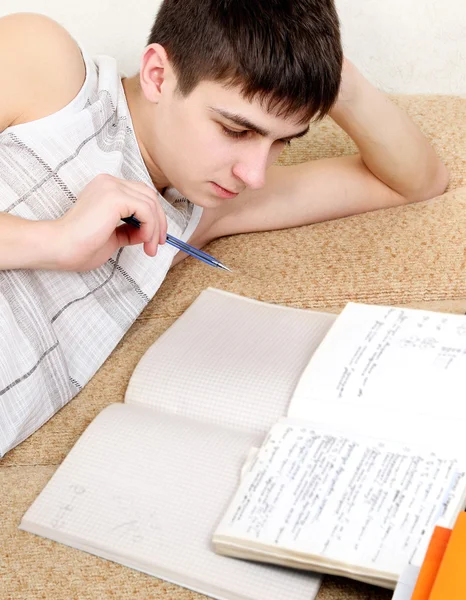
[232,144,271,190]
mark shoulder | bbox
[0,13,86,131]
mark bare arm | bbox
[0,14,166,271]
[0,214,59,270]
[209,59,448,239]
[0,13,86,269]
[329,58,448,203]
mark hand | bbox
[52,174,167,271]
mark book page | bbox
[214,419,466,580]
[126,289,336,435]
[21,404,320,600]
[288,303,466,455]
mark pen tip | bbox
[219,264,233,272]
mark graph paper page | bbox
[126,288,336,435]
[20,403,320,600]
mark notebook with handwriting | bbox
[20,288,337,600]
[213,302,466,589]
[20,290,466,596]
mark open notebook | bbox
[20,289,466,595]
[20,288,338,600]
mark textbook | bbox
[20,289,466,597]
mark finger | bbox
[120,180,160,205]
[153,196,167,243]
[122,184,166,247]
[143,237,159,257]
[121,179,158,195]
[118,182,165,249]
[130,184,167,244]
[119,189,158,222]
[114,223,160,258]
[116,187,155,223]
[119,188,160,242]
[119,182,166,233]
[120,198,157,244]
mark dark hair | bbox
[148,0,343,123]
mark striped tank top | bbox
[0,51,203,456]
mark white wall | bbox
[1,0,465,94]
[336,0,466,94]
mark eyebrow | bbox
[208,107,310,141]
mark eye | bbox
[221,125,249,139]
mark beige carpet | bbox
[1,94,466,599]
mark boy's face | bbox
[149,76,310,208]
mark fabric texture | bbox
[0,52,202,456]
[1,93,465,600]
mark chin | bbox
[175,185,222,209]
[190,194,223,209]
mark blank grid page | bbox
[126,289,336,435]
[21,404,320,600]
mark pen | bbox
[121,215,232,272]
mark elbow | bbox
[427,160,449,199]
[413,160,449,203]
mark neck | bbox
[122,75,170,191]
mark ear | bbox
[139,43,170,103]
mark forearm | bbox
[329,60,448,202]
[0,175,168,272]
[0,213,59,270]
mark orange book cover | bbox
[411,526,451,600]
[428,512,466,600]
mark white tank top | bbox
[0,51,203,455]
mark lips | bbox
[210,181,241,199]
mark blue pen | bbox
[121,215,232,272]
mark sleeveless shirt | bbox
[0,51,203,455]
